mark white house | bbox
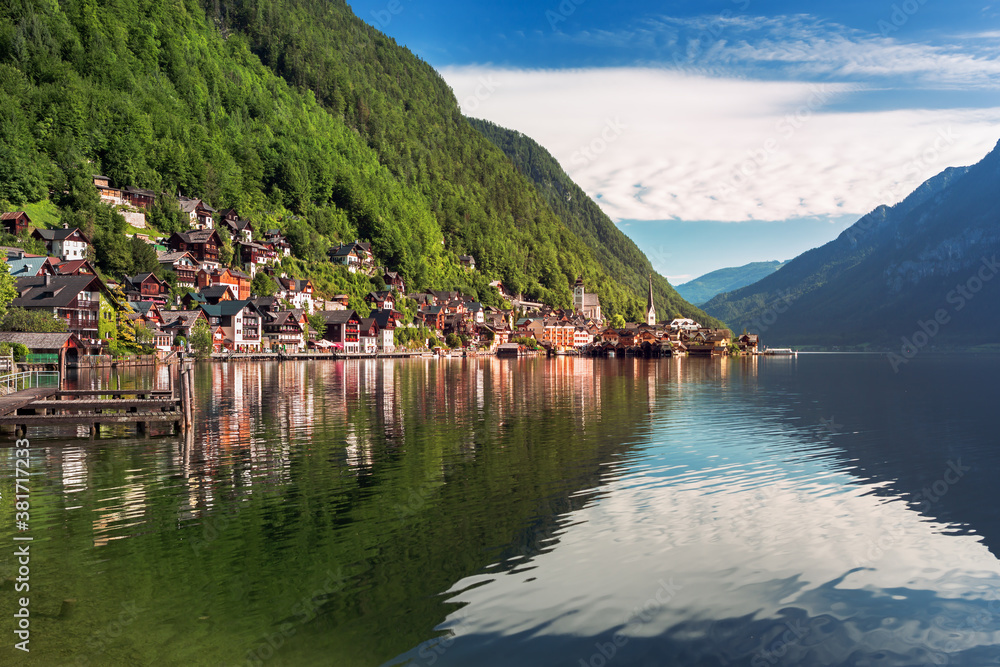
[359,317,379,354]
[670,318,701,332]
[276,278,314,313]
[32,226,91,261]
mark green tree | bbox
[610,314,626,329]
[190,320,213,360]
[0,342,28,361]
[307,313,326,339]
[134,322,154,348]
[251,272,278,297]
[0,308,69,333]
[130,237,160,275]
[0,263,17,320]
[147,194,190,234]
[219,230,234,267]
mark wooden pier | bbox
[0,366,196,439]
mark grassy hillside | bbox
[0,0,663,316]
[676,261,787,306]
[467,118,724,327]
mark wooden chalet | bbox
[160,310,208,342]
[418,305,446,332]
[122,185,156,210]
[187,285,236,307]
[738,334,760,353]
[330,240,374,273]
[275,277,313,311]
[264,310,306,353]
[1,211,31,236]
[218,208,254,242]
[358,317,379,354]
[168,230,221,268]
[12,274,109,343]
[319,310,361,353]
[371,309,397,352]
[52,259,97,276]
[382,269,406,294]
[179,197,216,229]
[198,267,251,300]
[157,250,201,287]
[93,175,122,205]
[364,290,395,311]
[264,230,291,256]
[122,273,169,305]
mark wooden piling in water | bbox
[185,366,194,430]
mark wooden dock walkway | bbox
[0,367,196,439]
[0,387,59,416]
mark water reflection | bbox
[0,356,998,666]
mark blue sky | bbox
[345,0,1000,282]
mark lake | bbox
[2,354,999,666]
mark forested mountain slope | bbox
[0,0,701,318]
[467,118,722,326]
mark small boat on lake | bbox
[763,347,797,356]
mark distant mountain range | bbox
[702,138,1000,349]
[676,261,787,305]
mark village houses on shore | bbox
[1,175,757,360]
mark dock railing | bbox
[0,371,61,397]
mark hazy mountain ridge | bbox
[702,145,999,347]
[676,261,787,305]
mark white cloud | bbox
[443,65,1000,223]
[559,14,1000,89]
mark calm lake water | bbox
[2,354,1000,666]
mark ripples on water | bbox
[1,355,999,666]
